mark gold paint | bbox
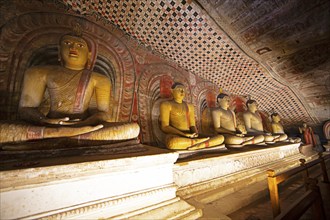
[0,33,140,145]
[159,83,224,150]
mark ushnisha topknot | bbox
[59,23,85,43]
[72,23,83,37]
[246,99,256,107]
[217,93,228,100]
[271,113,279,118]
[217,87,228,100]
[171,82,184,89]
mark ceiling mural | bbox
[2,0,328,127]
[59,0,330,127]
[194,0,330,124]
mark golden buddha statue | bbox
[271,113,301,144]
[270,113,289,141]
[159,83,224,150]
[243,99,280,143]
[212,93,263,147]
[0,30,139,146]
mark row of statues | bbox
[159,85,296,150]
[0,30,300,152]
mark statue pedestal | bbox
[174,143,306,200]
[323,142,330,152]
[299,143,318,156]
[0,145,201,219]
[1,142,314,218]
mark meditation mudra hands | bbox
[159,82,223,150]
[183,132,199,138]
[42,117,79,125]
[34,116,105,138]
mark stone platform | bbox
[174,143,303,199]
[0,145,201,219]
[0,142,309,219]
[173,142,320,218]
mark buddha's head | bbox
[59,34,91,70]
[217,93,230,110]
[171,82,185,102]
[271,113,280,123]
[246,99,258,112]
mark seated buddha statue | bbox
[271,113,301,144]
[0,30,139,146]
[270,113,291,141]
[243,99,280,143]
[159,82,224,150]
[212,93,263,147]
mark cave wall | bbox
[1,0,327,143]
[0,1,218,145]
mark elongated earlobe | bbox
[86,59,91,69]
[58,46,62,64]
[86,52,92,69]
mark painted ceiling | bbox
[60,0,329,127]
[2,0,327,127]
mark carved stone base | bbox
[174,143,304,199]
[323,142,330,152]
[34,185,194,220]
[299,144,318,156]
[177,144,227,159]
[0,145,200,219]
[113,197,202,220]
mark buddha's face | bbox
[248,101,258,112]
[272,115,280,123]
[219,96,230,109]
[172,85,185,102]
[60,35,90,70]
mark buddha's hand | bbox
[41,117,71,125]
[42,118,83,125]
[59,118,82,125]
[185,133,198,138]
[236,126,247,134]
[45,124,104,138]
[265,132,272,136]
[236,133,245,137]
